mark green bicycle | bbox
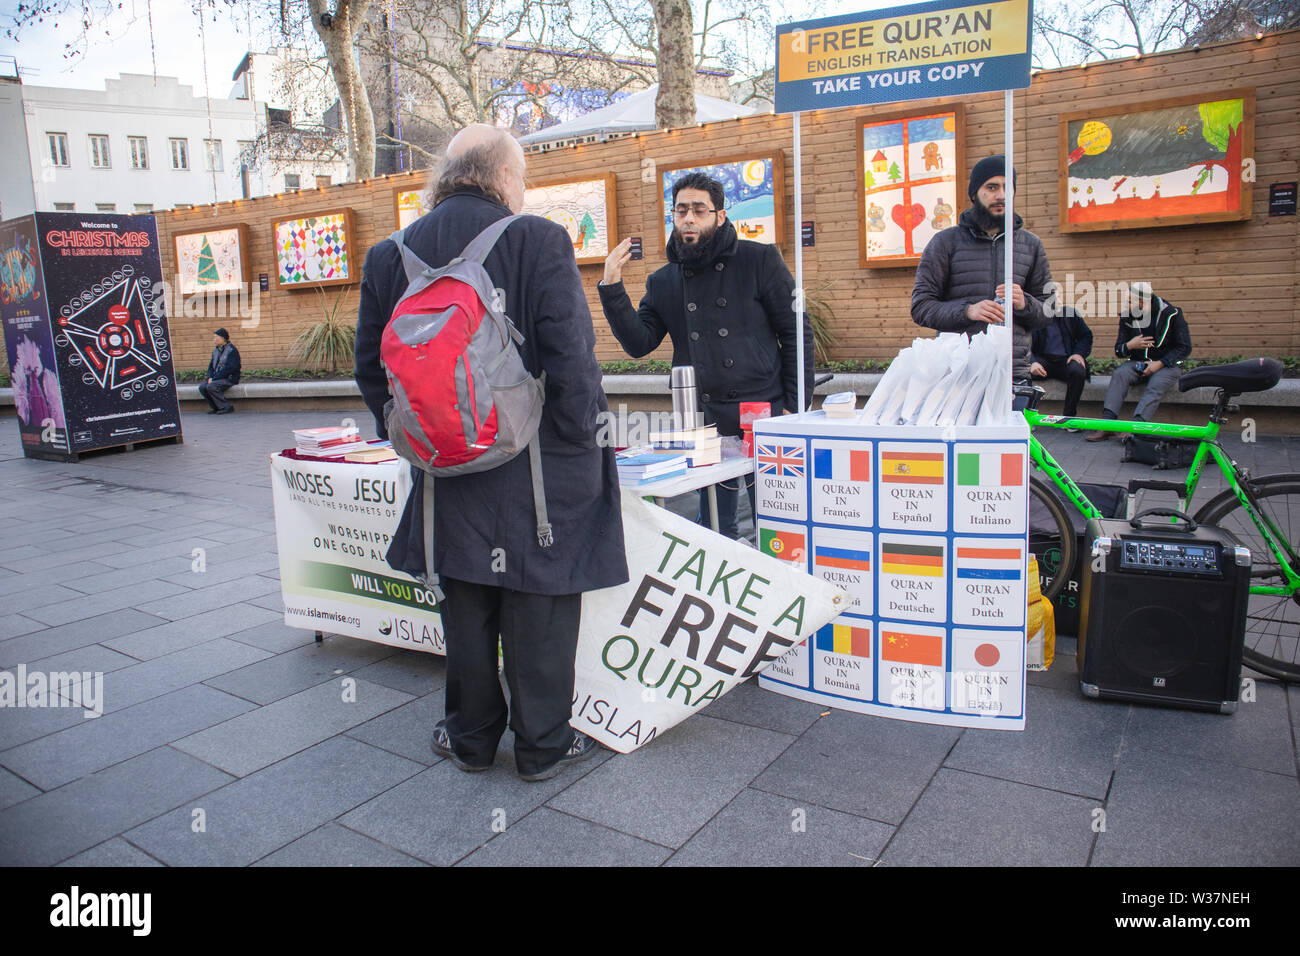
[1019,357,1300,683]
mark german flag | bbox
[880,541,944,577]
[880,450,944,485]
[880,629,944,666]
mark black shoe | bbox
[431,720,491,773]
[518,731,603,782]
[215,406,234,414]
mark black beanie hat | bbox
[968,154,1017,201]
[214,328,229,341]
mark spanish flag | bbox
[881,541,944,577]
[880,450,944,485]
[816,622,871,658]
[880,629,944,666]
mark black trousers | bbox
[198,378,234,411]
[1034,356,1087,416]
[439,576,581,775]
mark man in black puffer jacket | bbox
[911,155,1055,383]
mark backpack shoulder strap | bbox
[459,214,522,266]
[388,228,435,286]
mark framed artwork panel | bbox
[657,152,786,253]
[856,105,965,269]
[522,172,618,266]
[395,187,430,230]
[272,208,358,289]
[1059,89,1255,233]
[173,223,251,295]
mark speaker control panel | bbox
[1119,538,1221,576]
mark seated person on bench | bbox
[1087,283,1191,442]
[1029,306,1092,424]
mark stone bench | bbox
[4,372,1298,409]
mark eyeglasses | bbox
[673,203,718,219]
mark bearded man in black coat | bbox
[354,125,628,782]
[597,172,812,540]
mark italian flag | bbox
[957,451,1023,486]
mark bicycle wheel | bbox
[1029,477,1076,603]
[1194,474,1300,682]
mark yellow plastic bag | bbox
[1026,556,1055,670]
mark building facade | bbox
[3,66,347,219]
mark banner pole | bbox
[794,110,806,412]
[1004,89,1014,390]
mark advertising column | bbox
[1,212,183,460]
[1,215,66,459]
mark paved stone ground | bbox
[1,407,1298,867]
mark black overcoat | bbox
[354,189,628,596]
[597,219,813,437]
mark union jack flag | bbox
[757,442,805,477]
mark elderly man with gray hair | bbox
[354,125,628,781]
[1086,282,1192,440]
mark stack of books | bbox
[293,425,378,459]
[822,391,859,419]
[650,423,721,467]
[616,449,688,486]
[343,443,397,463]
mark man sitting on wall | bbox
[1086,283,1191,441]
[199,327,240,415]
[1029,306,1093,425]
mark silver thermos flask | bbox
[670,365,704,431]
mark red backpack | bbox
[380,216,552,591]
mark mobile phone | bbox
[628,237,643,260]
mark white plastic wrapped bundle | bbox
[977,324,1014,426]
[861,346,913,425]
[914,334,971,425]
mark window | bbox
[236,139,254,161]
[169,137,189,170]
[128,136,149,169]
[284,173,300,191]
[47,132,70,167]
[88,134,110,168]
[134,203,153,213]
[204,138,223,172]
[95,203,116,212]
[315,174,331,188]
[53,202,74,211]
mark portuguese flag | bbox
[761,527,805,561]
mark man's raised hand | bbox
[602,237,633,286]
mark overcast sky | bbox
[1,0,1023,93]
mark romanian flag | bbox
[881,541,944,577]
[813,446,870,482]
[761,527,805,560]
[816,622,871,658]
[880,450,944,485]
[955,545,1023,580]
[814,545,871,573]
[957,451,1023,486]
[880,629,944,666]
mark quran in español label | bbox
[877,442,947,532]
[952,443,1027,534]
